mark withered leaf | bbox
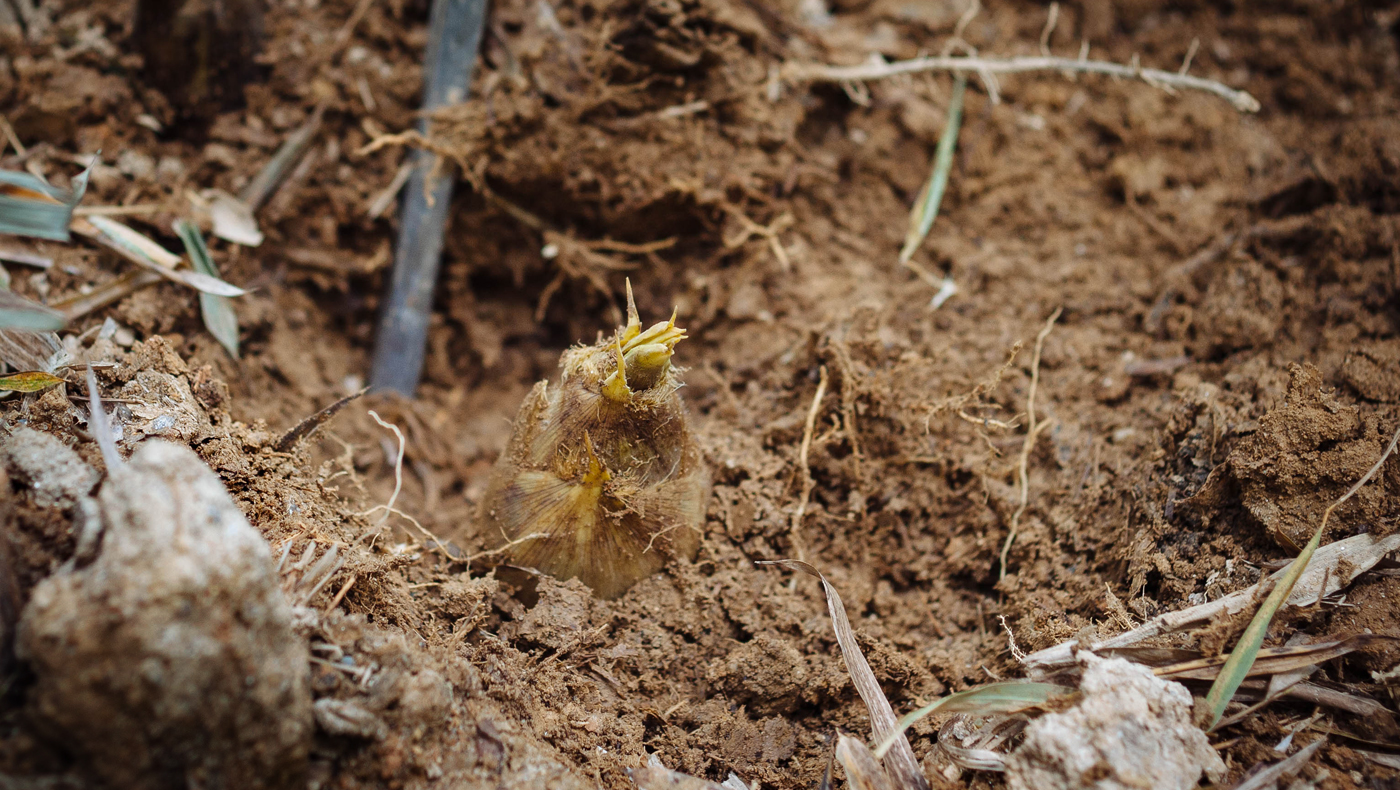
[0,371,65,392]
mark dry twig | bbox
[790,365,829,562]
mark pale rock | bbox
[17,441,311,789]
[1006,654,1225,790]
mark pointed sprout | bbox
[623,317,686,354]
[621,278,642,345]
[580,432,611,486]
[604,291,687,398]
[602,334,633,402]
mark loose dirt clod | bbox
[1,426,97,508]
[1005,655,1224,790]
[17,440,312,790]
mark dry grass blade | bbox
[1203,422,1400,729]
[1306,724,1400,754]
[0,326,66,370]
[898,73,966,264]
[73,217,248,297]
[0,289,65,332]
[50,269,164,321]
[758,559,929,790]
[240,105,324,212]
[0,249,52,268]
[0,161,91,241]
[782,54,1260,112]
[1024,532,1400,675]
[83,215,181,266]
[71,203,164,217]
[1359,751,1400,770]
[1231,739,1323,790]
[1099,646,1200,666]
[1156,634,1389,681]
[85,367,120,470]
[174,220,240,358]
[275,388,369,452]
[836,734,897,790]
[789,364,828,562]
[1265,681,1387,718]
[0,370,64,392]
[872,681,1071,759]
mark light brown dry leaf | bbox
[0,325,70,371]
[836,734,898,790]
[759,560,929,790]
[1154,634,1390,681]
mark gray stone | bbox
[17,440,311,790]
[3,428,98,509]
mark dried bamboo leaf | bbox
[899,74,966,263]
[84,215,182,267]
[758,560,929,790]
[836,734,898,790]
[1204,425,1400,728]
[50,269,164,321]
[0,326,66,370]
[72,217,248,297]
[0,289,65,332]
[1156,635,1389,681]
[240,106,323,211]
[174,220,239,357]
[0,370,65,392]
[0,162,91,241]
[1283,682,1389,718]
[275,388,368,452]
[873,681,1071,760]
[0,249,53,268]
[199,189,263,247]
[1359,751,1400,770]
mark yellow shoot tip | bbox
[622,279,641,344]
[602,334,632,402]
[581,431,610,485]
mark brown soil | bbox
[2,0,1399,788]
